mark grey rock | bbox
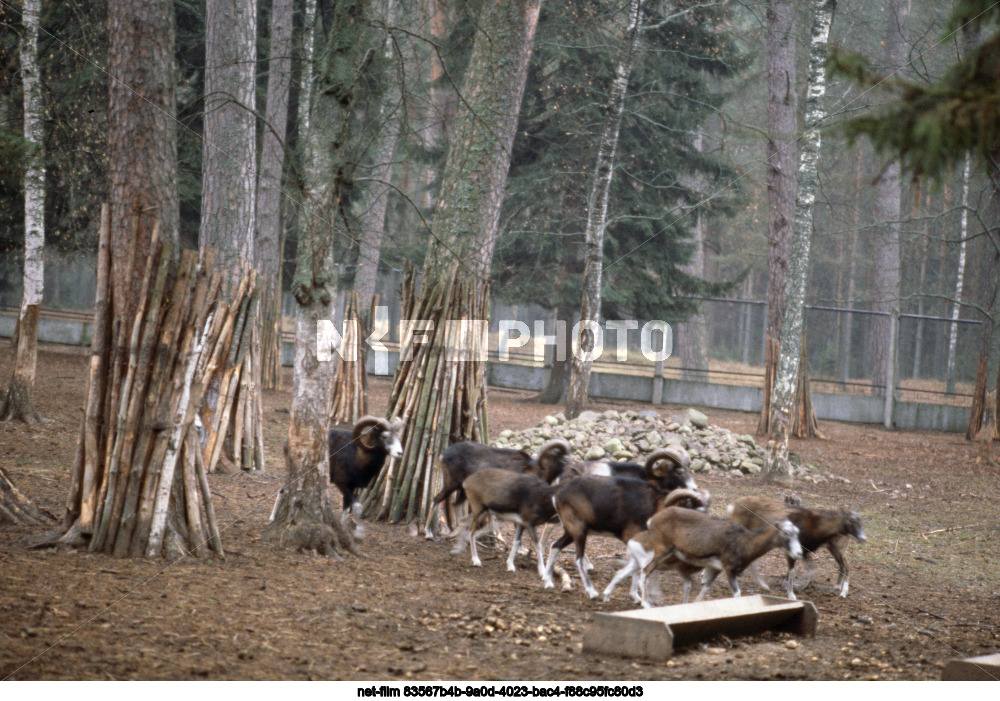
[685,408,709,428]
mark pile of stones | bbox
[493,407,832,482]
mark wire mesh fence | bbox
[0,256,982,408]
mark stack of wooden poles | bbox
[362,266,489,530]
[200,280,263,474]
[329,291,371,425]
[64,208,256,558]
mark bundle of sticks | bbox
[361,266,489,530]
[63,207,256,558]
[329,290,371,425]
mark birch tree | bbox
[1,0,44,425]
[256,0,294,390]
[763,0,836,484]
[565,0,644,419]
[945,156,971,394]
[870,0,908,398]
[363,0,543,530]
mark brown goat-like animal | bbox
[429,438,571,536]
[727,496,867,598]
[617,506,803,606]
[541,447,703,599]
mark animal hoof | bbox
[472,559,482,567]
[507,564,516,572]
[543,580,554,590]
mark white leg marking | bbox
[352,502,365,539]
[577,553,599,599]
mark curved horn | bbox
[538,438,571,459]
[662,488,709,510]
[353,415,390,450]
[644,446,690,475]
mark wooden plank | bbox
[583,595,817,661]
[942,653,1000,681]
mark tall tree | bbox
[869,0,908,398]
[353,0,403,316]
[763,0,836,483]
[757,0,799,435]
[1,0,44,425]
[678,131,710,382]
[256,0,294,391]
[199,0,262,472]
[363,0,543,531]
[201,0,256,263]
[565,0,644,419]
[56,0,241,559]
[263,0,383,555]
[946,156,971,393]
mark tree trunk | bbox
[200,0,262,472]
[55,0,239,558]
[946,156,972,394]
[262,297,357,557]
[531,302,572,404]
[838,147,862,389]
[1,0,44,425]
[201,0,257,264]
[565,0,643,419]
[757,0,798,434]
[763,0,835,484]
[354,0,403,316]
[870,0,907,397]
[678,132,710,381]
[363,0,542,532]
[265,0,385,554]
[256,0,294,391]
[912,191,931,379]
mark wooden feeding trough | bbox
[941,653,1000,681]
[583,595,818,661]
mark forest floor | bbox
[1,346,998,681]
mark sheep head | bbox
[353,416,404,458]
[839,507,867,543]
[536,438,572,482]
[645,446,696,490]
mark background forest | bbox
[1,0,995,399]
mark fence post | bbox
[652,358,664,405]
[883,309,898,428]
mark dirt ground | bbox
[1,346,998,681]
